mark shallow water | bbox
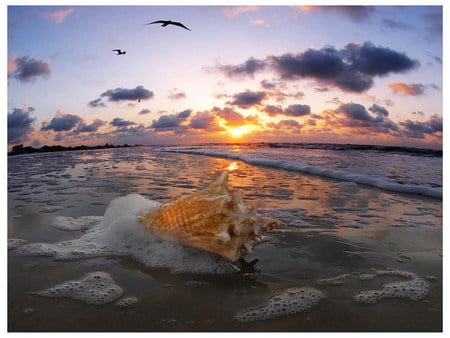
[8,147,442,332]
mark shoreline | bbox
[8,141,442,157]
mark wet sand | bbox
[8,148,442,331]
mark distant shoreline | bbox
[7,143,137,156]
[7,142,442,157]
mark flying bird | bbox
[147,20,190,31]
[112,49,126,55]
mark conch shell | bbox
[139,172,280,261]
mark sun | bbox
[227,125,253,138]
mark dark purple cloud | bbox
[8,107,36,144]
[217,57,266,77]
[150,110,191,130]
[263,104,310,117]
[138,108,151,115]
[218,42,419,93]
[368,104,389,117]
[399,115,442,138]
[229,91,266,108]
[336,103,374,122]
[333,103,399,133]
[101,86,154,102]
[260,79,276,89]
[263,105,284,116]
[284,104,311,117]
[88,98,106,108]
[8,56,50,82]
[41,113,82,131]
[110,118,136,127]
[75,119,105,133]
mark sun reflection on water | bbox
[227,161,239,171]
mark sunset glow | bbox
[227,125,255,138]
[6,5,443,150]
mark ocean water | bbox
[7,144,442,332]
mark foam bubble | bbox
[236,287,325,322]
[353,269,429,304]
[8,238,27,250]
[51,216,103,231]
[34,271,123,305]
[17,194,237,274]
[115,296,139,307]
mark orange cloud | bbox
[222,6,259,18]
[41,8,75,24]
[388,82,425,96]
[250,19,270,27]
[8,55,18,72]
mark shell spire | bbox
[139,172,280,261]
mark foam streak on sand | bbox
[157,147,442,199]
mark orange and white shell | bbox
[139,172,280,261]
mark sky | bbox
[5,3,444,150]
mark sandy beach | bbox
[8,147,442,331]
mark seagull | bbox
[112,49,126,55]
[146,20,190,31]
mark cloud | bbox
[263,104,310,117]
[295,6,375,22]
[271,42,419,92]
[388,82,425,96]
[41,112,82,132]
[100,86,154,102]
[218,42,419,93]
[213,107,246,126]
[263,105,284,116]
[368,104,389,117]
[168,90,186,100]
[336,103,375,122]
[8,107,36,144]
[8,55,51,82]
[217,57,266,78]
[423,10,442,37]
[88,98,106,108]
[399,115,443,138]
[229,90,266,108]
[110,118,136,127]
[138,108,151,115]
[41,8,75,24]
[284,104,311,117]
[221,6,259,18]
[189,111,223,132]
[150,110,191,130]
[332,103,398,133]
[267,119,302,131]
[260,79,276,89]
[74,119,105,133]
[381,18,412,31]
[250,19,269,27]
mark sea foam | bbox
[236,287,325,322]
[16,194,237,274]
[157,147,442,199]
[34,271,123,305]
